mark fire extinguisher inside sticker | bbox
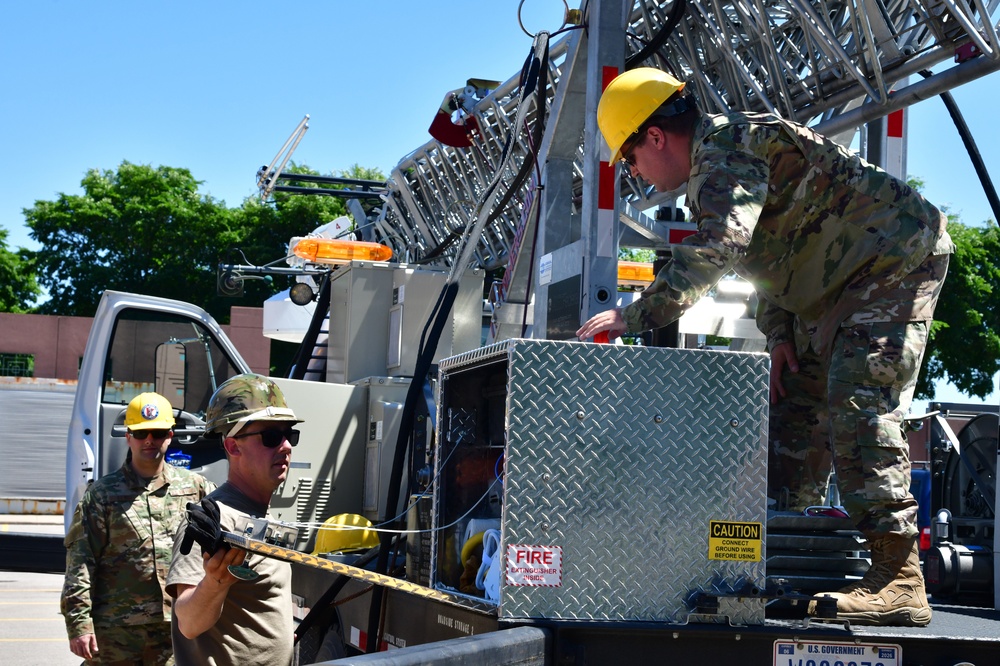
[506,545,562,587]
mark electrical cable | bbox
[291,475,503,537]
[918,70,1000,224]
[293,541,383,646]
[624,0,686,72]
[364,33,552,653]
[518,117,546,336]
[289,477,500,643]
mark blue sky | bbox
[2,1,997,409]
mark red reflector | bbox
[668,228,696,244]
[886,109,904,139]
[919,526,931,552]
[925,551,940,585]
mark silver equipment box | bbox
[351,376,417,523]
[432,339,769,624]
[326,262,483,384]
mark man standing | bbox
[61,392,214,664]
[166,373,302,666]
[577,68,952,627]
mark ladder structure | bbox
[273,0,1000,342]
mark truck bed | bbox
[506,603,1000,664]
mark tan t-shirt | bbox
[166,482,293,666]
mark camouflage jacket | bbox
[621,112,953,357]
[61,460,214,637]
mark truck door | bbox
[65,291,250,532]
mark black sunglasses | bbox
[232,428,300,448]
[128,428,171,440]
[619,127,648,168]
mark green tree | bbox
[341,163,386,182]
[24,162,240,319]
[0,228,40,312]
[233,163,364,269]
[232,161,388,267]
[917,217,1000,399]
[619,247,655,263]
[24,161,388,321]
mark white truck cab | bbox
[65,290,249,533]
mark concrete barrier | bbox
[319,626,549,666]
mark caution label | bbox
[708,520,763,562]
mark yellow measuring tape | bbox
[222,531,495,615]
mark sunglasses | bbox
[232,428,300,448]
[129,428,171,440]
[619,127,648,168]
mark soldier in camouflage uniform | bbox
[61,392,215,664]
[576,68,952,627]
[166,373,302,666]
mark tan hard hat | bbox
[205,373,302,438]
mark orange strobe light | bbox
[292,238,393,265]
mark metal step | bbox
[767,554,870,575]
[768,532,864,552]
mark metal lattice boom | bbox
[358,0,998,271]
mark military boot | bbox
[808,533,931,626]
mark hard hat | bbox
[597,67,686,166]
[124,392,176,430]
[312,513,381,554]
[205,373,302,438]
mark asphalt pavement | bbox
[0,514,78,665]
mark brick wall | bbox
[0,307,269,380]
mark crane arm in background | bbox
[257,114,310,200]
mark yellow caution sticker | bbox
[708,520,763,562]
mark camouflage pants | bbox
[89,622,173,666]
[768,253,949,537]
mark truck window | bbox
[103,309,241,419]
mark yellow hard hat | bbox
[312,513,381,555]
[598,67,686,166]
[124,392,176,430]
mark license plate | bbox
[773,640,902,666]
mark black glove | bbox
[180,497,224,556]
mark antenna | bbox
[256,114,310,200]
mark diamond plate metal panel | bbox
[435,339,769,624]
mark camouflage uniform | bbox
[61,459,214,665]
[621,112,952,536]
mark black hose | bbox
[364,33,551,654]
[918,69,1000,223]
[365,283,458,653]
[293,542,385,643]
[417,37,549,265]
[624,0,687,71]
